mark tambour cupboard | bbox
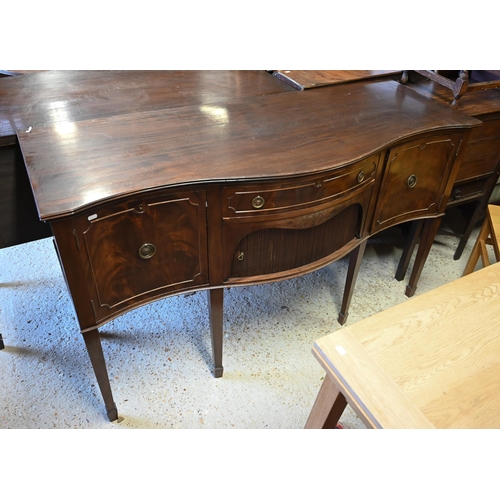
[2,72,480,420]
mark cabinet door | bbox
[79,190,208,323]
[372,133,462,232]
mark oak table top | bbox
[309,262,500,428]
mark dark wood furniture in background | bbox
[401,70,500,108]
[394,72,500,280]
[1,72,479,420]
[272,70,401,90]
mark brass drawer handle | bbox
[407,174,417,188]
[357,171,365,183]
[138,243,156,260]
[252,195,265,209]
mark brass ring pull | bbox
[138,243,156,260]
[357,171,365,183]
[237,251,244,261]
[407,174,417,188]
[252,195,265,209]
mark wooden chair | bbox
[462,204,500,276]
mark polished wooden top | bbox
[313,262,500,428]
[0,70,294,142]
[17,78,480,221]
[273,70,402,90]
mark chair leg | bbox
[479,239,491,267]
[489,211,500,262]
[463,217,491,276]
[0,333,4,350]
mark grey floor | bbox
[0,209,484,429]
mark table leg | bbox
[305,375,347,429]
[208,288,224,378]
[405,217,442,297]
[338,239,367,325]
[82,328,118,422]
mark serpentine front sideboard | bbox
[4,72,480,420]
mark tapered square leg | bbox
[208,288,224,378]
[338,240,367,325]
[82,328,118,422]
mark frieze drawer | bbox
[222,153,380,218]
[449,177,490,203]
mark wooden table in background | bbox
[306,262,500,429]
[272,70,402,90]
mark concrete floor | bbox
[0,209,485,429]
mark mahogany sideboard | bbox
[2,71,479,420]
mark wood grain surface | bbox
[314,262,500,428]
[17,79,479,220]
[0,70,294,139]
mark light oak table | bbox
[305,262,500,429]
